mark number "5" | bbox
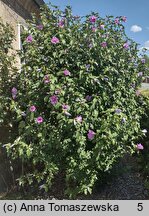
[137,203,143,211]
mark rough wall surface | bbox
[0,0,44,51]
[1,0,44,19]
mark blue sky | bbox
[44,0,149,52]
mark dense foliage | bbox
[138,92,149,188]
[2,3,149,197]
[0,18,16,126]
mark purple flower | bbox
[51,36,59,44]
[104,77,109,81]
[26,35,33,43]
[86,95,92,101]
[131,83,135,88]
[122,16,127,22]
[123,42,129,49]
[11,87,17,99]
[58,19,65,28]
[87,129,96,140]
[90,15,97,23]
[92,27,97,32]
[64,69,70,76]
[141,58,145,64]
[37,24,43,30]
[75,115,82,123]
[101,42,107,47]
[89,43,93,48]
[29,105,36,112]
[100,24,105,29]
[115,18,119,24]
[36,116,43,124]
[136,143,144,150]
[62,104,70,110]
[11,87,17,95]
[138,72,143,77]
[115,109,121,114]
[44,75,51,84]
[50,95,58,105]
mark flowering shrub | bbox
[5,4,149,197]
[137,94,149,181]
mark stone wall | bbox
[0,0,44,66]
[1,0,44,20]
[0,0,44,51]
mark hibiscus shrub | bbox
[137,94,149,182]
[5,3,148,197]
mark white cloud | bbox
[144,40,149,50]
[140,41,149,51]
[130,25,142,33]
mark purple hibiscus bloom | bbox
[131,83,135,88]
[101,42,107,47]
[87,130,96,140]
[44,75,51,84]
[51,36,60,44]
[26,35,33,43]
[92,27,97,32]
[75,115,82,123]
[58,19,65,28]
[122,16,127,22]
[89,15,97,23]
[37,24,43,30]
[100,24,105,29]
[86,95,92,101]
[123,42,129,49]
[62,104,70,110]
[89,43,93,48]
[115,109,121,114]
[104,77,109,81]
[136,143,144,150]
[115,18,119,24]
[50,95,58,105]
[11,87,17,99]
[29,105,36,112]
[141,58,145,64]
[64,69,71,76]
[36,116,43,124]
